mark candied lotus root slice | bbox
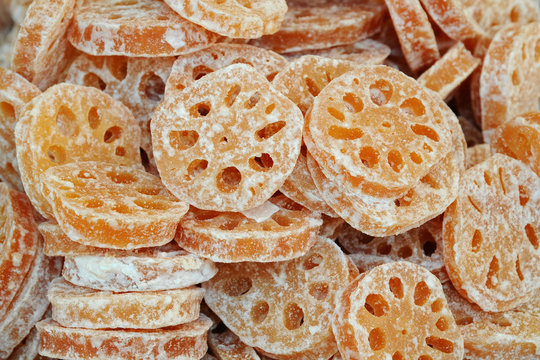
[152,64,303,212]
[443,154,540,312]
[491,111,540,177]
[384,0,440,73]
[14,83,141,218]
[0,183,40,320]
[68,0,219,57]
[208,329,261,360]
[11,0,76,90]
[0,67,41,192]
[480,22,540,140]
[176,194,323,263]
[165,43,287,98]
[163,0,287,39]
[305,65,453,199]
[37,316,212,360]
[249,1,386,54]
[203,238,351,359]
[65,54,176,174]
[333,261,464,360]
[272,55,364,115]
[41,161,189,249]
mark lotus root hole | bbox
[308,283,329,301]
[535,39,540,61]
[305,77,320,97]
[115,147,125,156]
[516,257,524,281]
[217,167,241,193]
[486,256,500,289]
[370,79,393,106]
[423,143,433,152]
[266,72,278,82]
[392,352,404,360]
[77,170,94,179]
[56,106,79,137]
[245,92,260,109]
[272,214,292,227]
[389,277,404,299]
[343,93,363,113]
[377,243,392,255]
[431,299,444,313]
[112,204,130,214]
[83,73,106,90]
[190,103,211,117]
[236,0,252,9]
[303,253,323,270]
[327,107,345,121]
[414,281,431,306]
[468,196,482,213]
[192,65,214,81]
[251,301,269,323]
[510,5,521,22]
[397,246,412,258]
[224,277,252,296]
[425,337,454,353]
[525,224,538,249]
[400,97,426,116]
[109,59,127,81]
[0,102,14,122]
[107,171,136,184]
[436,316,449,331]
[364,294,389,317]
[387,150,404,172]
[231,57,253,66]
[134,199,169,210]
[140,73,165,102]
[185,159,208,181]
[498,168,507,194]
[137,187,161,195]
[418,356,433,360]
[256,121,286,140]
[368,328,385,351]
[84,199,103,208]
[265,103,275,114]
[394,190,414,207]
[519,185,529,206]
[420,230,437,256]
[219,220,240,230]
[512,70,521,86]
[328,126,364,140]
[410,152,423,164]
[359,146,379,168]
[47,145,66,164]
[250,153,274,171]
[225,85,241,107]
[169,130,199,150]
[283,303,304,330]
[103,126,122,143]
[411,124,439,142]
[472,230,482,252]
[484,171,492,186]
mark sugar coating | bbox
[208,329,261,360]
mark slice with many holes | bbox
[164,43,287,98]
[68,0,219,57]
[333,261,464,360]
[304,65,453,199]
[14,83,141,219]
[491,111,540,177]
[152,64,303,212]
[65,54,176,174]
[208,329,261,360]
[203,238,350,359]
[163,0,287,39]
[41,161,189,249]
[0,67,41,193]
[175,195,322,263]
[249,0,386,54]
[443,154,540,312]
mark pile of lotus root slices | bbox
[0,0,539,359]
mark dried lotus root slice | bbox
[62,247,217,292]
[466,144,491,169]
[68,0,218,57]
[163,0,287,39]
[340,216,448,281]
[152,64,303,212]
[203,238,351,359]
[417,42,480,100]
[65,54,176,174]
[443,154,540,312]
[284,39,391,65]
[0,67,41,192]
[164,43,287,98]
[208,329,261,360]
[42,161,189,249]
[11,0,76,90]
[48,278,204,329]
[249,1,386,54]
[0,241,62,359]
[175,195,323,263]
[14,83,141,218]
[305,65,453,199]
[37,316,212,360]
[491,111,540,177]
[7,324,45,360]
[0,183,40,320]
[384,0,440,73]
[333,261,464,360]
[480,23,540,141]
